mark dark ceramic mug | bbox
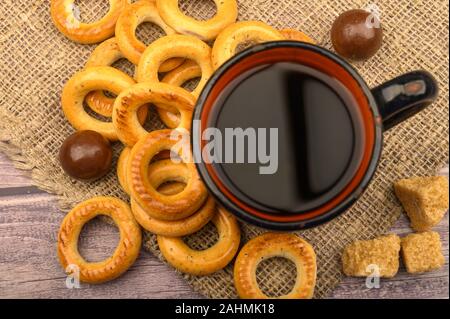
[192,41,438,231]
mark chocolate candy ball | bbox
[331,9,383,61]
[59,130,113,181]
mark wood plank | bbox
[0,192,201,299]
[0,153,34,189]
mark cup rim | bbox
[192,41,384,230]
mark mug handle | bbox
[371,70,439,131]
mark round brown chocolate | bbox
[59,130,113,181]
[331,9,383,61]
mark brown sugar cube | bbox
[394,176,449,232]
[342,234,401,278]
[401,231,445,274]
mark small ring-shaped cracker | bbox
[62,66,136,140]
[211,21,284,70]
[57,196,142,284]
[280,29,316,44]
[157,182,186,195]
[84,38,148,122]
[117,147,186,195]
[128,129,208,220]
[156,0,238,41]
[234,233,317,299]
[157,207,240,275]
[158,60,202,128]
[131,196,215,237]
[50,0,129,44]
[85,38,127,117]
[113,82,195,146]
[117,147,132,194]
[136,34,213,97]
[115,0,184,71]
[130,159,215,236]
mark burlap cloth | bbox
[0,0,448,298]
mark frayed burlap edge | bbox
[1,0,448,299]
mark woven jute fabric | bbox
[0,0,448,298]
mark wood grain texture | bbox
[0,153,448,299]
[329,213,449,299]
[0,157,33,189]
[0,191,201,299]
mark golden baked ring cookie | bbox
[234,233,317,299]
[86,38,126,68]
[57,196,142,284]
[117,147,132,194]
[130,159,214,236]
[157,182,186,195]
[162,61,202,91]
[85,38,127,117]
[50,0,129,44]
[157,207,240,275]
[145,159,189,189]
[115,0,184,71]
[84,38,147,122]
[158,60,202,128]
[128,129,208,220]
[131,196,215,237]
[117,147,186,195]
[280,28,315,44]
[156,0,238,41]
[136,34,213,97]
[211,21,284,70]
[113,82,195,146]
[62,66,136,140]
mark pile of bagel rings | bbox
[52,0,317,299]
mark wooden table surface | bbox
[0,152,448,299]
